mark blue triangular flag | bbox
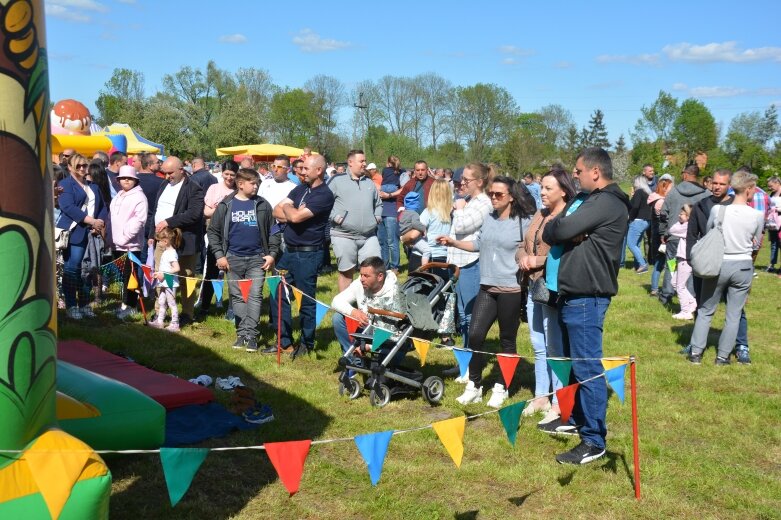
[605,365,627,404]
[371,328,392,351]
[354,430,394,486]
[159,447,209,507]
[267,277,280,299]
[127,250,143,267]
[315,301,329,328]
[453,349,472,378]
[211,280,223,301]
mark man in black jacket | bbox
[540,147,630,465]
[147,156,205,325]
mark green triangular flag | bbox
[371,327,392,351]
[667,258,677,273]
[163,273,175,289]
[498,401,526,446]
[267,276,280,299]
[547,359,572,386]
[159,447,209,507]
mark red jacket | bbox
[397,176,434,210]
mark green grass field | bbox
[60,246,781,520]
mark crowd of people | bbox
[52,144,777,466]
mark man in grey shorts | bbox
[328,149,383,291]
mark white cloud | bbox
[499,45,534,57]
[46,0,108,23]
[46,4,92,22]
[672,82,688,91]
[219,33,248,44]
[596,53,660,65]
[292,29,350,53]
[663,41,781,63]
[689,86,748,98]
[47,0,108,11]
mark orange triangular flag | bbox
[185,277,197,298]
[25,431,93,520]
[345,316,360,341]
[127,272,139,290]
[496,354,520,388]
[264,440,312,496]
[292,287,303,313]
[432,416,466,468]
[556,383,580,424]
[238,279,253,303]
[602,357,629,372]
[413,339,430,366]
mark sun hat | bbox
[117,165,139,180]
[366,162,377,171]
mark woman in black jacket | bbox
[626,175,652,273]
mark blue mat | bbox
[164,402,261,446]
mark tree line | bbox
[95,62,780,183]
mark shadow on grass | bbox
[60,316,332,520]
[507,490,537,507]
[454,510,479,520]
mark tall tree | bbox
[584,109,610,149]
[95,68,146,126]
[632,90,679,148]
[376,75,413,136]
[672,99,718,162]
[304,74,345,156]
[417,72,452,150]
[267,88,319,147]
[452,83,518,161]
[615,134,627,154]
[536,104,575,150]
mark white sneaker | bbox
[456,381,483,405]
[486,383,508,409]
[454,369,470,384]
[66,306,82,320]
[672,312,694,320]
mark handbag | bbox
[527,216,554,305]
[54,195,88,251]
[690,205,726,279]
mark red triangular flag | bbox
[141,264,153,283]
[496,354,520,388]
[556,383,580,424]
[238,279,253,303]
[264,440,312,496]
[345,316,360,341]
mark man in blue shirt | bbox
[523,173,542,209]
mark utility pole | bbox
[354,92,368,153]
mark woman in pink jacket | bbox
[110,165,148,319]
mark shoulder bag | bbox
[690,205,726,279]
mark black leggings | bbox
[468,288,523,387]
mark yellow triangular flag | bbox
[432,416,466,468]
[25,430,93,520]
[413,339,430,366]
[602,357,629,372]
[185,277,197,298]
[292,287,303,313]
[127,272,139,290]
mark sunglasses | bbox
[273,165,289,170]
[488,191,508,199]
[75,164,89,170]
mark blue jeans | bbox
[558,296,610,450]
[526,290,563,400]
[769,229,779,266]
[269,249,321,348]
[227,255,265,339]
[627,219,649,268]
[377,216,400,270]
[63,233,91,308]
[455,260,480,349]
[650,256,665,292]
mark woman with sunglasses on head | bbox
[56,153,108,320]
[439,176,536,408]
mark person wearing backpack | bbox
[687,171,764,366]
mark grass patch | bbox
[60,247,781,519]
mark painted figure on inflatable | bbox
[0,0,111,518]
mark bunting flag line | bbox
[371,328,392,351]
[432,416,466,468]
[498,401,526,446]
[412,339,430,366]
[163,273,175,289]
[185,277,197,298]
[127,272,139,291]
[127,250,142,267]
[292,287,303,313]
[548,359,572,386]
[453,349,473,379]
[602,357,629,372]
[354,430,394,486]
[264,440,312,496]
[315,301,329,328]
[159,448,209,507]
[238,279,253,303]
[556,383,580,424]
[605,365,627,404]
[141,264,153,284]
[211,280,224,301]
[496,354,520,388]
[267,276,280,300]
[345,316,360,342]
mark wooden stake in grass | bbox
[630,356,641,500]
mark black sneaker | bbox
[679,344,692,356]
[232,337,247,350]
[290,344,311,360]
[538,417,580,436]
[245,337,259,353]
[556,440,606,465]
[735,346,751,365]
[688,353,702,365]
[714,356,730,366]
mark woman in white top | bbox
[688,170,764,365]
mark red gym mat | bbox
[58,340,213,410]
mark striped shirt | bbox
[446,193,492,267]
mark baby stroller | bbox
[337,262,459,407]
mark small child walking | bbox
[669,204,696,320]
[151,227,182,331]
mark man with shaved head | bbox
[266,154,335,358]
[146,156,205,326]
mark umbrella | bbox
[215,143,315,161]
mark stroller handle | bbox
[415,262,460,280]
[367,307,406,320]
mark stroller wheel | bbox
[422,376,445,405]
[369,384,391,408]
[338,378,362,400]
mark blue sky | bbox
[46,0,781,146]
